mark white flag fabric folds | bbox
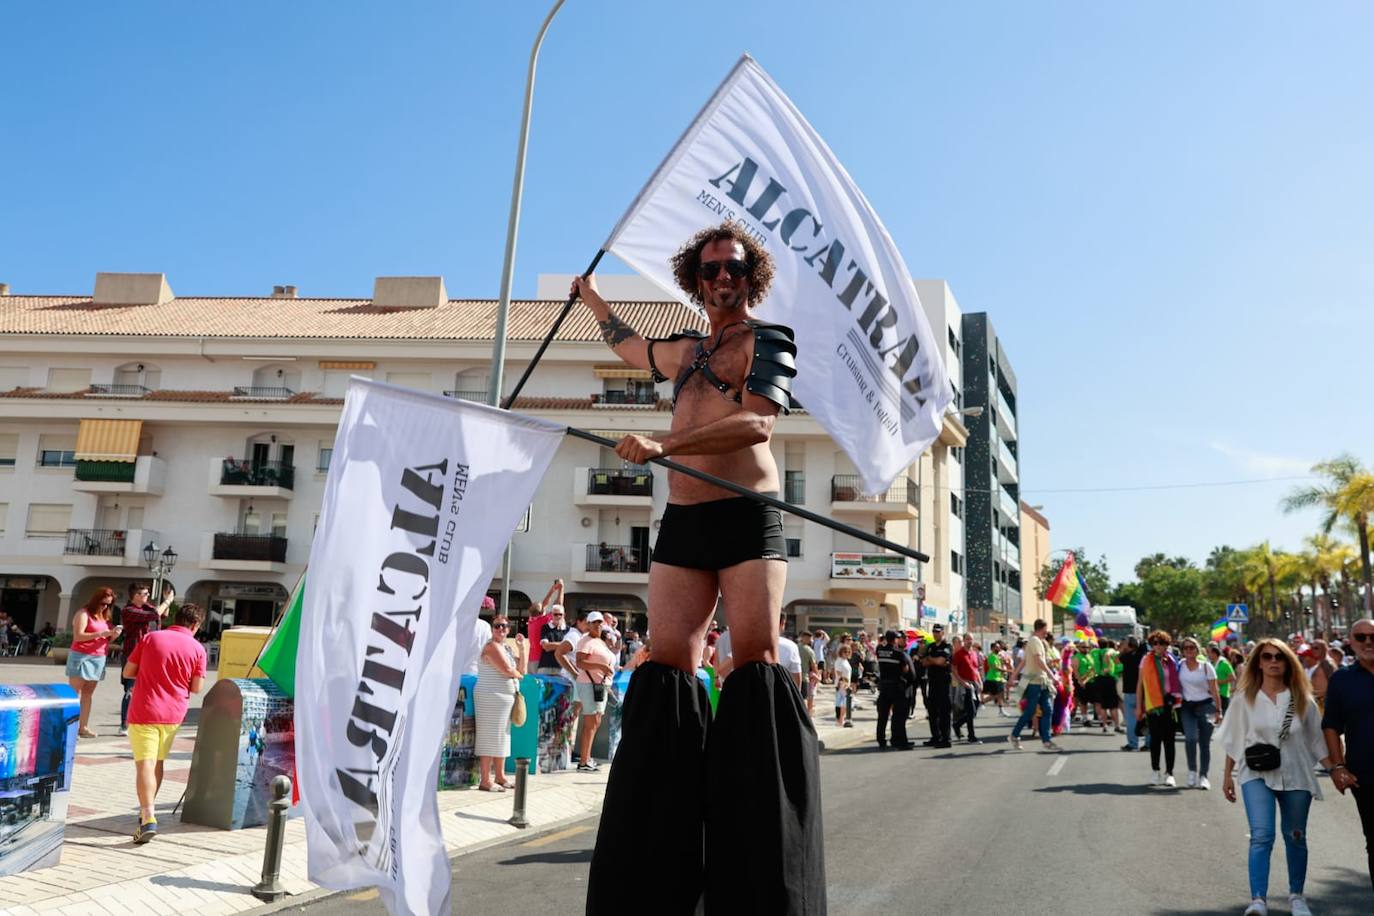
[296,379,563,915]
[606,54,952,494]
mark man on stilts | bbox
[580,222,825,915]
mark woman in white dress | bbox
[475,615,526,792]
[1218,637,1332,916]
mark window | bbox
[0,433,15,468]
[317,447,332,472]
[46,368,92,392]
[950,550,963,576]
[950,494,962,519]
[270,512,288,538]
[950,446,963,464]
[37,433,76,468]
[784,470,805,504]
[947,327,961,357]
[952,388,962,411]
[0,502,7,535]
[26,503,72,538]
[0,367,29,390]
[784,519,803,558]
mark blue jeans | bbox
[1179,699,1215,776]
[1122,693,1139,748]
[1241,778,1312,899]
[1012,683,1053,743]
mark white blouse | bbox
[1216,688,1329,799]
[1179,659,1217,701]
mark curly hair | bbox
[669,221,775,309]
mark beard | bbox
[705,285,745,311]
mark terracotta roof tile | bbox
[0,296,708,341]
[0,387,669,412]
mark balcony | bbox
[72,456,167,495]
[998,487,1020,524]
[573,466,654,507]
[202,532,289,572]
[443,389,489,403]
[995,437,1018,484]
[592,390,659,407]
[995,387,1016,439]
[573,543,651,584]
[208,457,295,499]
[828,551,919,592]
[830,474,918,519]
[998,533,1021,570]
[87,384,150,397]
[63,528,160,567]
[231,386,295,400]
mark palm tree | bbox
[1241,543,1282,635]
[1305,534,1352,633]
[1282,455,1374,612]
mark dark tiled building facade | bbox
[960,313,1022,630]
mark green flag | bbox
[257,573,304,698]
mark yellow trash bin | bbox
[217,626,273,681]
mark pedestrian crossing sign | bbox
[1226,603,1249,623]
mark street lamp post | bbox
[486,0,567,620]
[141,541,178,616]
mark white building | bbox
[0,272,968,639]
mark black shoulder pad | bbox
[650,328,708,344]
[743,320,797,412]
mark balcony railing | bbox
[830,474,918,506]
[220,459,295,490]
[443,389,489,403]
[64,528,127,557]
[214,533,288,563]
[74,460,136,483]
[88,384,150,397]
[231,386,294,399]
[585,543,650,573]
[998,486,1020,522]
[586,467,653,497]
[593,390,659,406]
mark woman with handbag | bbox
[575,614,617,771]
[1136,630,1182,787]
[1217,638,1332,916]
[475,615,526,792]
[1178,636,1223,789]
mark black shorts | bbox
[652,495,787,571]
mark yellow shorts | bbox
[128,723,180,762]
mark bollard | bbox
[508,757,530,828]
[251,775,293,902]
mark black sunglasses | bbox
[1349,632,1372,643]
[492,622,508,630]
[1259,651,1284,662]
[697,259,749,281]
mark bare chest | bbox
[672,332,751,411]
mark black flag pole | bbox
[501,249,606,409]
[564,426,929,564]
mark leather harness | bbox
[647,319,797,412]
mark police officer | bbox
[875,630,915,749]
[921,623,954,748]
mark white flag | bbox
[296,379,564,915]
[606,54,952,494]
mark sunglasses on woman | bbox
[493,623,508,630]
[697,259,749,281]
[1259,651,1285,662]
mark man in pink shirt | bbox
[122,603,208,844]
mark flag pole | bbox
[501,249,605,409]
[564,426,929,564]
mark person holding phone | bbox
[575,612,615,771]
[67,587,122,737]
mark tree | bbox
[1135,553,1193,580]
[1283,455,1374,613]
[1203,545,1249,604]
[1137,562,1214,636]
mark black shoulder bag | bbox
[1244,694,1294,772]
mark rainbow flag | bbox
[1074,627,1094,642]
[1046,554,1093,615]
[1210,618,1232,642]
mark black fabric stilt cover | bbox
[705,661,826,915]
[586,661,711,915]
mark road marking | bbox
[522,825,591,848]
[1046,755,1068,776]
[348,889,380,901]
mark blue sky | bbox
[4,2,1372,583]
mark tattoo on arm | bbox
[598,311,636,347]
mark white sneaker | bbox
[1187,771,1198,788]
[1151,770,1163,786]
[1288,894,1311,916]
[1243,898,1267,916]
[1010,737,1023,750]
[1199,775,1211,791]
[1164,773,1177,788]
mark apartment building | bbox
[960,312,1023,634]
[1019,501,1052,628]
[0,272,968,639]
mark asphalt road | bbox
[283,710,1371,915]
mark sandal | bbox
[494,780,513,790]
[79,728,97,738]
[477,783,506,793]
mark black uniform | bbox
[923,639,954,747]
[875,645,913,748]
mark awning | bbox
[75,419,142,462]
[593,366,653,380]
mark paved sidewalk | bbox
[0,658,872,915]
